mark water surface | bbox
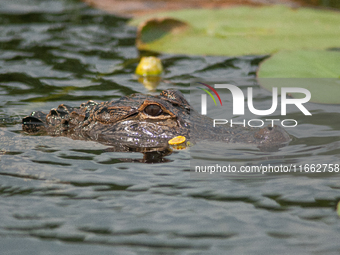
[0,0,340,254]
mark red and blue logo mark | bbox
[196,82,222,106]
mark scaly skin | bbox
[22,90,290,151]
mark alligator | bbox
[22,90,290,152]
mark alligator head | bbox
[22,90,291,152]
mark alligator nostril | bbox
[50,109,58,116]
[268,126,273,131]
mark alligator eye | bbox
[144,104,162,116]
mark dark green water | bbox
[0,0,340,254]
[310,0,340,9]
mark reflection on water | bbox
[0,0,340,254]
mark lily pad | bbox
[131,6,340,56]
[257,50,340,104]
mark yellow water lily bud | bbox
[135,56,163,76]
[168,136,186,145]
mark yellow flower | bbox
[168,136,186,145]
[135,56,163,76]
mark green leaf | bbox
[258,50,340,78]
[130,6,340,56]
[257,50,340,104]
